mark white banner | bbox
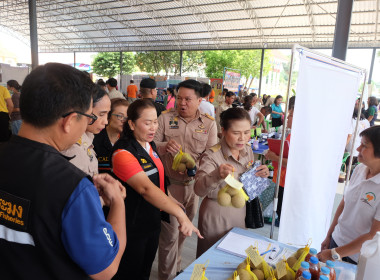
[278,49,364,249]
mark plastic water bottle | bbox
[319,266,330,279]
[297,271,312,280]
[305,248,318,262]
[296,261,310,279]
[319,276,329,280]
[326,260,336,280]
[308,256,320,280]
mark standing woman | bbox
[62,85,111,176]
[318,126,380,264]
[242,95,265,131]
[194,108,269,257]
[93,98,129,174]
[166,87,176,110]
[7,80,22,135]
[111,99,202,280]
[271,95,284,128]
[366,96,378,126]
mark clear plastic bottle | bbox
[319,266,330,279]
[297,271,312,280]
[326,260,336,280]
[305,248,318,262]
[308,256,320,280]
[296,261,310,279]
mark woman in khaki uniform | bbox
[62,85,111,176]
[194,107,269,257]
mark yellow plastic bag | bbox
[217,172,249,208]
[172,147,183,171]
[292,240,311,272]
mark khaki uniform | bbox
[61,132,98,177]
[215,102,232,134]
[194,138,255,257]
[154,109,217,280]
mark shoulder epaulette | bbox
[204,113,215,121]
[162,108,173,114]
[210,143,221,153]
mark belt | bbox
[168,177,194,186]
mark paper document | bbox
[216,231,295,266]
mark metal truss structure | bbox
[0,0,379,52]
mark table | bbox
[174,227,357,280]
[252,142,269,155]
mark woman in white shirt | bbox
[318,126,380,264]
[242,95,266,131]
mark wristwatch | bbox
[331,248,342,261]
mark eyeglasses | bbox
[62,111,98,125]
[112,114,127,122]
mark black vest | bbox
[0,136,91,279]
[112,136,169,235]
[93,128,113,175]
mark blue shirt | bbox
[271,103,282,118]
[61,178,119,275]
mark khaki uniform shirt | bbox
[154,109,218,182]
[194,138,255,199]
[215,102,233,134]
[61,132,98,177]
[108,88,125,100]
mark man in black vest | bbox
[0,63,126,280]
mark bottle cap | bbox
[310,256,319,264]
[319,276,329,280]
[309,248,317,255]
[326,260,335,268]
[321,266,330,275]
[302,271,311,279]
[301,261,310,269]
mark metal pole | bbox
[331,0,354,60]
[179,50,183,76]
[119,51,123,90]
[74,51,76,69]
[345,71,367,192]
[28,0,39,69]
[270,45,296,239]
[368,48,376,84]
[258,48,265,97]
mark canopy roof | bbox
[0,0,378,52]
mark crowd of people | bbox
[0,63,380,279]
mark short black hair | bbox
[368,96,379,107]
[289,96,296,111]
[177,79,202,98]
[97,79,106,87]
[20,63,94,128]
[7,80,21,91]
[225,91,235,98]
[261,106,272,115]
[106,78,117,88]
[220,107,251,130]
[274,95,283,104]
[243,95,253,111]
[201,83,212,98]
[130,80,134,83]
[223,88,228,94]
[360,126,380,158]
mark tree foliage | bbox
[92,52,136,77]
[136,51,180,75]
[204,50,272,87]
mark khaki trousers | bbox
[158,181,199,280]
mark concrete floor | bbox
[149,182,345,279]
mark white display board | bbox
[278,48,364,249]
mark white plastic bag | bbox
[356,231,380,280]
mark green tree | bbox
[204,50,238,78]
[136,51,181,75]
[92,52,135,77]
[182,51,205,75]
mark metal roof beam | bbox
[303,0,316,47]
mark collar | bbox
[9,135,68,159]
[220,137,248,161]
[363,165,380,184]
[77,132,94,147]
[173,109,202,123]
